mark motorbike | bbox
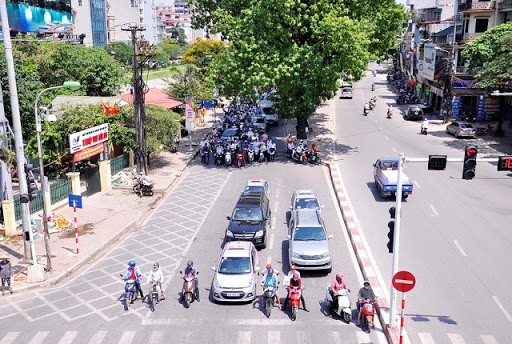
[180,271,198,308]
[225,150,232,167]
[247,149,255,164]
[387,109,393,119]
[214,147,224,165]
[421,127,428,135]
[476,124,495,136]
[236,153,244,168]
[133,177,154,197]
[307,151,321,164]
[262,284,279,318]
[268,147,276,161]
[359,298,376,333]
[363,106,369,116]
[325,287,352,323]
[291,149,308,165]
[201,149,210,164]
[120,275,137,311]
[371,83,375,91]
[148,281,162,312]
[288,286,302,321]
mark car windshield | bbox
[293,226,326,241]
[382,161,398,169]
[245,185,265,193]
[261,107,276,115]
[459,123,473,128]
[295,198,319,209]
[254,118,265,124]
[232,207,263,221]
[342,88,352,93]
[218,257,252,274]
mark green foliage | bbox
[462,22,512,87]
[144,105,182,156]
[104,42,133,67]
[190,0,405,123]
[182,38,226,68]
[165,65,215,101]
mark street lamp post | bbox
[35,81,81,272]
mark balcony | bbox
[462,32,484,41]
[459,0,495,11]
[498,0,512,11]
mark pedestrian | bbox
[0,255,14,295]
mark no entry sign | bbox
[392,270,416,293]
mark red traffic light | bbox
[465,147,477,156]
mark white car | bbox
[211,241,260,302]
[290,189,322,212]
[244,179,269,197]
[339,86,353,99]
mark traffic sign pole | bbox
[400,292,406,344]
[73,201,79,254]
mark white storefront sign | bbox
[418,43,436,81]
[69,123,109,154]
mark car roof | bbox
[238,191,264,204]
[222,241,253,258]
[246,179,266,187]
[294,189,317,198]
[294,209,323,227]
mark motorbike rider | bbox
[421,118,429,131]
[147,262,165,301]
[387,106,393,117]
[371,83,375,91]
[364,102,370,114]
[261,268,280,306]
[182,260,200,302]
[293,140,304,160]
[357,280,376,326]
[330,273,350,310]
[282,272,308,312]
[123,260,144,302]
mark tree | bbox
[190,0,406,137]
[166,65,215,101]
[182,38,226,69]
[104,42,133,67]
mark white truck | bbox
[373,158,413,198]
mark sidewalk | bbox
[0,113,214,294]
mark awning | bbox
[433,25,461,37]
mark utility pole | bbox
[121,23,155,175]
[0,0,44,282]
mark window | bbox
[78,0,82,6]
[474,18,489,33]
[463,15,470,33]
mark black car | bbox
[404,105,425,120]
[226,190,271,249]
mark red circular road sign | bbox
[392,270,416,293]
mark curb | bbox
[13,148,201,293]
[326,160,400,344]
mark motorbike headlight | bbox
[226,230,234,237]
[255,230,264,238]
[213,279,222,289]
[292,252,301,259]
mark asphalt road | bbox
[0,125,386,343]
[334,64,512,344]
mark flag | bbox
[102,103,120,115]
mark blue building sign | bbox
[452,96,461,119]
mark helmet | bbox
[292,272,299,280]
[187,260,193,267]
[268,268,274,275]
[363,280,370,287]
[128,260,136,267]
[290,264,296,271]
[336,273,343,283]
[266,263,272,269]
[153,262,159,269]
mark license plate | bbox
[227,293,239,297]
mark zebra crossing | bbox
[0,330,503,344]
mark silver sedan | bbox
[446,121,476,139]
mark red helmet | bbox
[266,263,272,269]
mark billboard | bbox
[1,1,72,34]
[69,124,109,154]
[418,43,436,81]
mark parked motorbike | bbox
[307,151,321,164]
[421,127,428,135]
[201,149,210,164]
[180,271,198,309]
[288,286,302,321]
[262,285,279,318]
[148,281,161,312]
[325,287,352,323]
[268,147,276,161]
[359,298,376,333]
[120,275,137,311]
[476,124,495,136]
[133,176,154,197]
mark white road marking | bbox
[237,331,251,344]
[271,214,277,230]
[269,233,275,250]
[453,240,468,257]
[88,331,107,344]
[27,332,49,344]
[379,127,383,131]
[392,147,397,153]
[57,331,78,344]
[384,136,389,141]
[414,180,421,189]
[148,331,164,344]
[447,333,467,344]
[297,331,310,344]
[268,331,280,344]
[480,335,499,344]
[417,333,435,344]
[0,332,20,344]
[492,295,512,323]
[118,331,136,344]
[355,332,371,344]
[275,188,280,200]
[273,201,279,216]
[429,204,439,216]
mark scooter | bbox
[148,281,162,312]
[363,107,369,116]
[180,271,198,309]
[268,147,276,161]
[120,275,137,311]
[387,110,393,119]
[201,148,210,164]
[236,153,244,168]
[371,83,375,91]
[291,149,308,165]
[133,177,154,197]
[307,151,321,164]
[325,286,352,323]
[359,298,376,333]
[288,286,302,321]
[225,150,232,167]
[421,127,428,135]
[262,284,279,318]
[247,149,254,164]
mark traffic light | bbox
[497,155,512,171]
[428,155,447,170]
[387,206,395,253]
[462,146,478,180]
[24,164,38,201]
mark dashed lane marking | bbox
[57,331,78,344]
[453,240,468,257]
[414,180,421,189]
[447,333,467,344]
[429,204,439,216]
[417,333,435,344]
[492,296,512,323]
[27,331,49,344]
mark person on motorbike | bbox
[371,83,375,91]
[123,260,144,302]
[364,102,370,114]
[357,280,376,325]
[261,268,280,306]
[387,107,393,118]
[182,260,200,302]
[147,262,165,301]
[330,273,350,310]
[421,118,429,130]
[294,141,304,160]
[287,140,296,157]
[282,272,308,311]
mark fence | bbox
[111,153,129,175]
[13,178,72,221]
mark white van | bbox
[340,87,353,99]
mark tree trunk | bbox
[296,117,308,139]
[495,96,505,137]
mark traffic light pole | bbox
[389,153,404,328]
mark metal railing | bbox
[14,191,43,221]
[463,32,483,41]
[110,153,129,175]
[50,179,72,204]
